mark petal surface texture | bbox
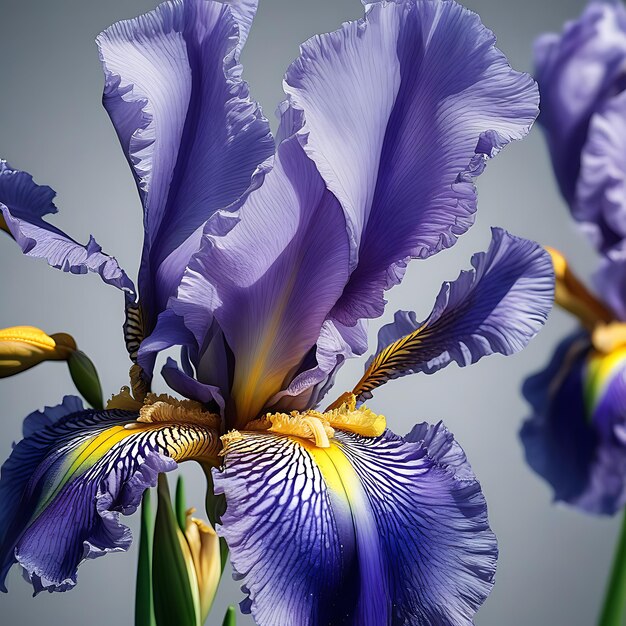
[97,0,274,325]
[357,229,553,399]
[284,0,539,324]
[178,136,350,424]
[534,1,626,253]
[0,162,134,295]
[214,423,497,625]
[0,400,219,592]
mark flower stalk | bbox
[599,512,626,626]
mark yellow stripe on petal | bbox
[585,346,626,417]
[36,421,220,518]
[0,325,77,377]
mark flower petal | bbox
[535,1,626,210]
[178,136,350,425]
[161,356,225,413]
[0,402,219,592]
[284,0,538,324]
[577,89,626,253]
[97,0,274,327]
[214,423,496,625]
[0,162,135,295]
[354,229,553,400]
[267,319,368,413]
[521,332,626,515]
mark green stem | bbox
[135,490,156,626]
[599,511,626,626]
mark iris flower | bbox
[522,0,626,516]
[0,0,553,623]
[521,247,626,515]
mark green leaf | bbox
[153,475,200,626]
[67,350,103,409]
[175,476,187,533]
[221,606,236,626]
[135,490,156,626]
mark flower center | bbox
[222,395,386,450]
[113,392,220,430]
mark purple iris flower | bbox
[521,1,626,517]
[521,247,626,516]
[534,0,626,255]
[0,0,553,623]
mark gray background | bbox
[0,0,610,624]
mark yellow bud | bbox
[183,509,221,623]
[0,325,76,377]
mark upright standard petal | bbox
[577,89,626,253]
[284,0,539,324]
[97,0,274,327]
[535,1,626,207]
[177,136,351,425]
[350,229,553,401]
[0,402,219,592]
[214,423,496,625]
[0,162,135,295]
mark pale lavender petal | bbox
[97,0,273,327]
[284,0,539,324]
[179,136,350,424]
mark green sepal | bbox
[67,350,103,409]
[221,606,236,626]
[135,490,156,626]
[153,475,200,626]
[175,475,187,533]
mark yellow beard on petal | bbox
[137,394,220,429]
[232,396,386,450]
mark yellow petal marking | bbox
[137,394,220,430]
[240,396,385,448]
